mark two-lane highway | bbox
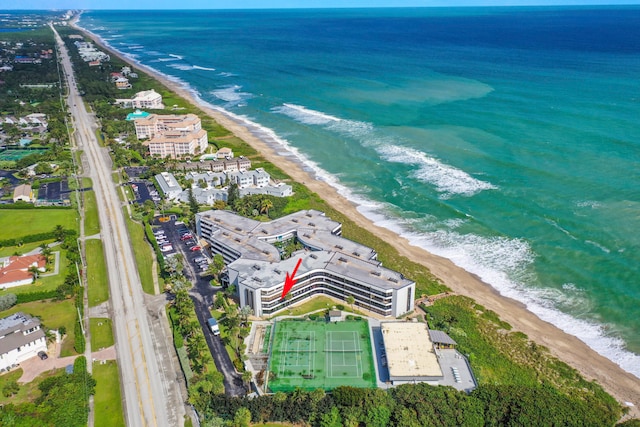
[52,25,173,427]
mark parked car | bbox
[38,351,48,360]
[181,234,192,240]
[191,246,201,252]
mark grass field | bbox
[86,239,109,307]
[93,360,125,427]
[268,319,376,392]
[123,208,155,294]
[0,299,78,357]
[0,209,77,241]
[84,187,101,236]
[90,317,114,350]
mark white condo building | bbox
[115,89,164,109]
[196,210,415,317]
[134,114,208,158]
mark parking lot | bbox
[131,180,157,204]
[151,217,210,276]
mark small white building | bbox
[154,172,182,200]
[13,184,33,203]
[0,313,47,371]
[216,147,234,160]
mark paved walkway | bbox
[18,346,116,383]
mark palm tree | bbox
[241,371,252,391]
[346,295,355,312]
[53,225,66,242]
[40,243,52,266]
[28,265,40,283]
[259,197,274,217]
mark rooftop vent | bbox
[308,222,315,227]
[352,252,360,257]
[388,277,398,283]
[274,269,281,274]
[252,264,261,270]
[306,213,313,218]
[310,254,318,259]
[338,257,348,263]
[335,244,343,250]
[261,230,268,234]
[235,238,241,243]
[222,232,229,236]
[303,233,311,238]
[235,227,242,232]
[292,219,298,223]
[370,271,381,277]
[214,218,221,222]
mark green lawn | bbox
[90,317,114,350]
[86,239,109,307]
[123,209,155,294]
[0,367,66,405]
[273,296,364,318]
[0,299,78,357]
[84,188,101,236]
[92,360,125,427]
[0,209,77,241]
[0,239,53,257]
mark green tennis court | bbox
[267,319,376,392]
[0,148,47,161]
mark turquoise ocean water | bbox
[80,7,640,377]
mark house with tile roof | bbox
[0,254,46,288]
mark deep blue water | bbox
[80,7,640,377]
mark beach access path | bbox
[73,21,640,418]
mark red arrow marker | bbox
[281,258,302,299]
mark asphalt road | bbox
[158,219,246,396]
[52,26,175,427]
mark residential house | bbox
[216,147,233,160]
[0,313,47,371]
[0,254,46,289]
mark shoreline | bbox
[72,19,640,416]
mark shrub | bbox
[2,381,19,397]
[0,293,17,311]
[16,290,57,304]
[74,320,85,353]
[336,304,345,310]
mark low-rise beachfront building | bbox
[195,209,415,317]
[381,322,443,384]
[178,187,228,205]
[115,89,164,109]
[0,313,47,371]
[216,147,233,160]
[154,172,182,200]
[239,183,293,198]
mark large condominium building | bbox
[134,113,208,158]
[133,113,202,140]
[195,210,415,317]
[145,128,208,159]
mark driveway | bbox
[18,346,116,383]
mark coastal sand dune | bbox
[73,22,640,418]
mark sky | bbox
[5,0,640,10]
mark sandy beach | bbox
[74,22,640,417]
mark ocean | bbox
[79,7,640,378]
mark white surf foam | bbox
[193,65,216,71]
[274,103,494,197]
[211,85,252,103]
[380,144,497,197]
[167,63,195,71]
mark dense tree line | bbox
[198,383,623,427]
[0,356,95,427]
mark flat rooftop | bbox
[381,322,443,379]
[229,249,411,292]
